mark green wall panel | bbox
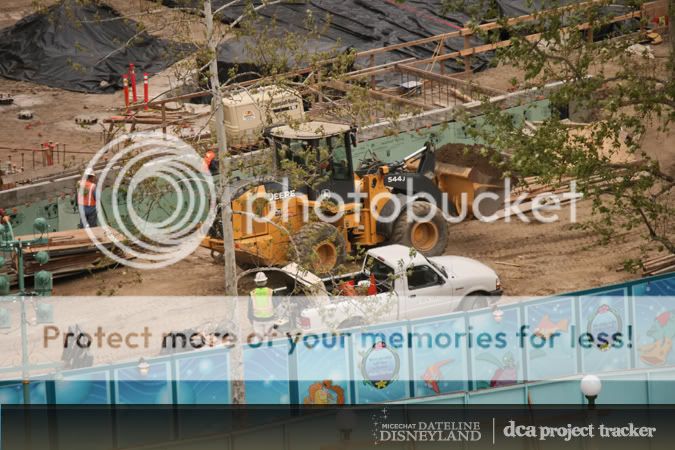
[528,381,583,405]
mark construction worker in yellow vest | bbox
[248,272,275,336]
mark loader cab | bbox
[266,121,357,200]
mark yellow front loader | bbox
[202,121,500,273]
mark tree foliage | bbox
[445,0,674,257]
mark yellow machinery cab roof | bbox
[268,121,351,140]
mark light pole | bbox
[580,374,602,410]
[137,358,150,377]
[0,217,54,404]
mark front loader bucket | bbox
[433,162,504,218]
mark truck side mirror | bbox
[350,131,357,148]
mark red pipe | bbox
[143,73,149,110]
[129,63,138,103]
[122,74,130,111]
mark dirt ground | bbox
[471,44,675,175]
[49,198,643,298]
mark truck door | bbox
[402,265,451,319]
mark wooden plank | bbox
[353,0,610,59]
[405,11,641,69]
[14,228,124,254]
[649,265,675,276]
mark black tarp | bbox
[0,0,190,93]
[496,0,635,19]
[494,0,578,17]
[162,0,490,80]
[495,1,639,40]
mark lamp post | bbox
[0,217,54,404]
[137,358,150,378]
[580,374,602,410]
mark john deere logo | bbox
[587,304,623,351]
[360,341,400,389]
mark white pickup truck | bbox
[286,245,502,332]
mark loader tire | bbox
[292,223,347,274]
[390,201,448,256]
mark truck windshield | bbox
[364,256,394,293]
[424,255,447,278]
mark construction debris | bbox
[0,94,13,105]
[625,43,655,59]
[0,228,123,284]
[17,110,34,120]
[74,115,98,125]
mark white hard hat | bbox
[254,272,268,284]
[84,168,95,177]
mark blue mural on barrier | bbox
[633,277,675,369]
[0,381,47,404]
[469,306,521,390]
[1,272,675,405]
[524,297,577,381]
[115,361,172,404]
[410,315,468,397]
[176,350,231,404]
[296,334,351,404]
[55,370,110,404]
[579,289,631,373]
[352,324,410,404]
[243,341,291,404]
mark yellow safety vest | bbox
[251,287,274,319]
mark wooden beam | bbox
[463,34,472,73]
[400,11,640,69]
[352,0,613,59]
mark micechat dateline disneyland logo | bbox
[377,421,482,443]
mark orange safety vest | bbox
[78,180,96,207]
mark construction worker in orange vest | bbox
[77,168,98,228]
[0,208,13,240]
[203,149,218,175]
[248,272,275,336]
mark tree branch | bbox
[214,0,243,16]
[636,206,675,254]
[229,0,283,28]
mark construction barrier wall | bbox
[0,271,673,407]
